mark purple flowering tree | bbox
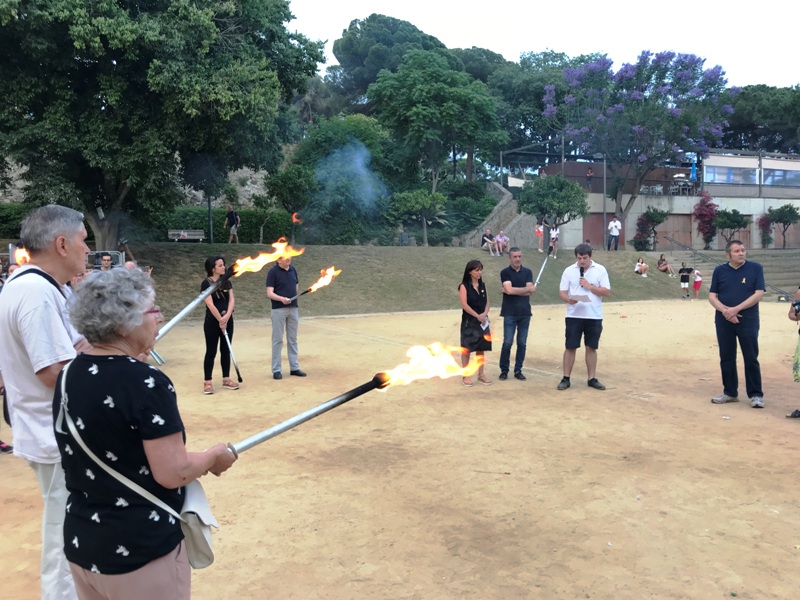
[542,51,734,222]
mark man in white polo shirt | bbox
[0,205,90,600]
[556,243,611,391]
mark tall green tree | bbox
[0,0,323,249]
[488,51,601,157]
[722,85,800,153]
[543,51,732,222]
[332,14,445,106]
[368,49,506,193]
[517,175,588,227]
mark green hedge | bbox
[159,207,292,244]
[0,203,292,246]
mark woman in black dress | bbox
[202,256,237,394]
[458,259,492,386]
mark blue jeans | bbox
[607,235,619,251]
[499,315,531,374]
[714,314,762,398]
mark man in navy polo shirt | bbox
[708,240,766,408]
[499,247,535,380]
[266,256,306,380]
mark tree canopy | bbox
[368,49,506,193]
[722,85,800,153]
[543,51,732,221]
[0,0,323,248]
[332,13,445,104]
[517,175,588,226]
[713,209,751,244]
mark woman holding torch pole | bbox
[202,256,238,394]
[54,268,237,598]
[458,260,493,386]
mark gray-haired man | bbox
[0,205,90,600]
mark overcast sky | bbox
[288,0,798,89]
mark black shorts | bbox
[564,317,603,349]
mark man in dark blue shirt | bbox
[499,247,536,380]
[266,257,306,380]
[708,240,766,408]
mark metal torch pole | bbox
[232,374,390,454]
[286,289,311,303]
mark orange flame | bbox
[382,343,480,387]
[14,247,30,265]
[308,266,342,293]
[232,238,304,276]
[292,212,303,224]
[483,333,492,342]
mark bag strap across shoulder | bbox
[6,266,66,298]
[55,360,184,522]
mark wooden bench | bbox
[167,229,205,242]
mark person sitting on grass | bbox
[634,258,650,277]
[657,254,677,278]
[481,229,498,256]
[495,231,510,256]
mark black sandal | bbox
[786,410,800,419]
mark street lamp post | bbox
[594,153,607,249]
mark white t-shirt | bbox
[559,261,610,320]
[608,220,621,236]
[694,271,702,283]
[550,227,560,240]
[0,265,80,462]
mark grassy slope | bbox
[133,243,693,322]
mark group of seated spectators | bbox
[480,229,510,256]
[634,254,679,279]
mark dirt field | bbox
[3,299,800,599]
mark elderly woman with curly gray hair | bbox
[53,268,237,600]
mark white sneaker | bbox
[711,393,738,404]
[750,396,764,409]
[642,273,648,277]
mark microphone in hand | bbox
[579,266,585,287]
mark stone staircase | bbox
[458,183,537,250]
[658,249,800,297]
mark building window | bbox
[763,169,800,187]
[704,166,757,185]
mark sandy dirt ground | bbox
[3,299,800,599]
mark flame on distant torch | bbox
[14,247,30,265]
[483,333,492,342]
[292,212,303,224]
[382,343,480,388]
[308,266,342,293]
[232,238,304,276]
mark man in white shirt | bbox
[556,243,611,391]
[607,217,622,251]
[0,205,90,600]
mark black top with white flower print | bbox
[53,354,185,574]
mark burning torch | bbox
[231,343,478,455]
[288,266,342,302]
[155,238,304,343]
